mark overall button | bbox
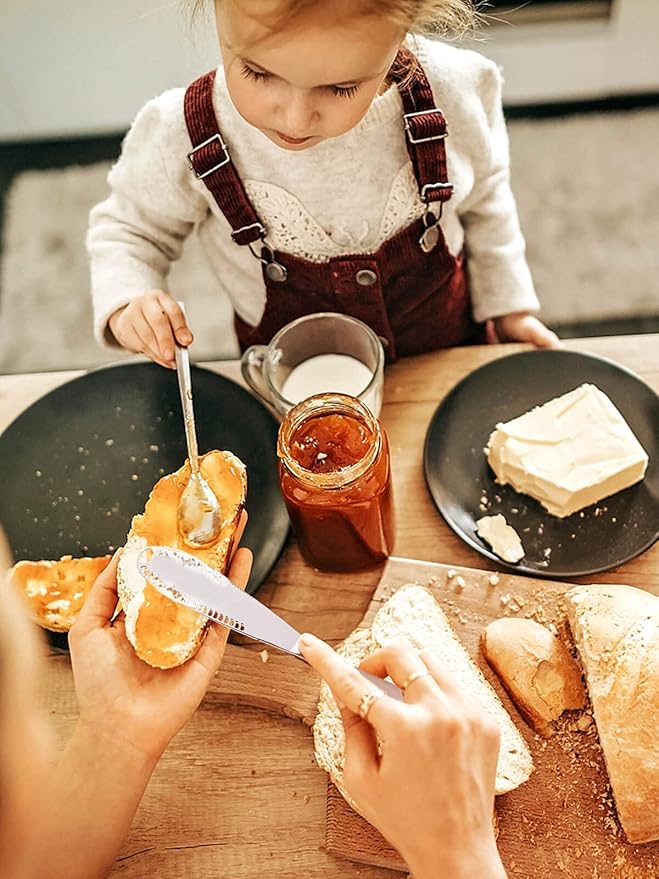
[356,269,377,286]
[265,261,288,283]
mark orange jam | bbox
[277,394,394,572]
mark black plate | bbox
[0,362,289,598]
[424,350,659,577]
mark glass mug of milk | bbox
[240,313,385,418]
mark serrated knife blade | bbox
[137,545,402,700]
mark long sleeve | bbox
[455,61,539,323]
[87,93,209,346]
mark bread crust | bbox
[481,617,586,737]
[8,555,111,632]
[118,450,247,669]
[566,584,659,844]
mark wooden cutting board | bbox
[207,556,659,878]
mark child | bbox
[88,0,560,368]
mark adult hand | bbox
[492,311,562,349]
[108,290,193,368]
[68,512,252,763]
[299,635,507,879]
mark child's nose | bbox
[283,91,318,136]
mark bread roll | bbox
[481,618,586,737]
[313,584,533,805]
[8,555,111,632]
[118,450,247,669]
[566,584,659,844]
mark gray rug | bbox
[1,106,658,374]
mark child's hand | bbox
[108,290,193,369]
[492,312,562,349]
[68,515,252,763]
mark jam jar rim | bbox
[277,392,382,491]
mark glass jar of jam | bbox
[277,393,394,572]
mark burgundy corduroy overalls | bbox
[183,48,484,362]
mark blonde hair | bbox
[192,0,480,39]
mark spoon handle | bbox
[175,344,200,475]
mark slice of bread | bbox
[8,555,112,632]
[481,617,586,737]
[313,584,534,802]
[118,449,247,669]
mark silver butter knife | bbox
[137,545,402,701]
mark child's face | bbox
[216,0,404,150]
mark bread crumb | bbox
[488,573,500,586]
[259,649,270,663]
[447,568,457,579]
[454,575,465,589]
[576,713,594,732]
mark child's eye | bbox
[241,63,271,83]
[330,84,360,99]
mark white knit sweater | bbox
[88,37,539,346]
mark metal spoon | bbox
[174,344,223,547]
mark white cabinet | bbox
[1,0,658,140]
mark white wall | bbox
[0,1,218,140]
[2,0,659,141]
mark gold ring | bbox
[401,669,432,692]
[357,688,383,720]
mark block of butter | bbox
[485,384,649,518]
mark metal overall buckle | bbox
[187,133,230,179]
[419,202,443,254]
[248,238,288,283]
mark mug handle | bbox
[241,345,274,408]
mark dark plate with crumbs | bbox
[423,350,659,578]
[0,362,290,644]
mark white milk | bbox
[281,354,381,415]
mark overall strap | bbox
[389,48,453,206]
[184,70,265,247]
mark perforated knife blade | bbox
[137,545,402,700]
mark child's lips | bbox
[275,130,313,145]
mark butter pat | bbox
[476,514,525,563]
[486,384,649,518]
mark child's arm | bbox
[457,60,558,347]
[87,95,209,363]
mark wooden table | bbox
[1,336,657,879]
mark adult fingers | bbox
[339,705,380,795]
[231,510,248,555]
[360,642,438,703]
[418,646,473,701]
[71,552,121,634]
[159,295,193,347]
[298,633,400,729]
[227,546,252,590]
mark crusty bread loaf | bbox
[566,584,659,845]
[8,555,112,632]
[118,450,247,669]
[481,618,586,737]
[313,584,534,804]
